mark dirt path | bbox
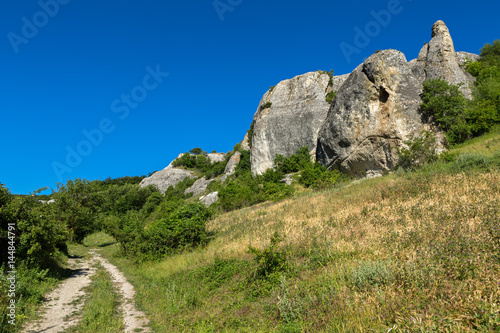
[22,256,96,333]
[22,250,151,333]
[92,251,152,333]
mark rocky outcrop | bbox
[207,153,226,164]
[250,71,348,175]
[411,21,476,97]
[316,20,478,177]
[456,51,480,67]
[199,192,219,207]
[185,177,214,196]
[241,133,250,151]
[316,49,444,177]
[280,174,293,186]
[139,155,196,193]
[224,151,241,175]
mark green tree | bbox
[420,79,469,145]
[52,179,101,243]
[189,147,203,155]
[1,185,67,269]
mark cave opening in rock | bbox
[379,87,389,103]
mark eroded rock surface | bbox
[411,20,476,97]
[250,71,348,175]
[139,155,196,193]
[316,50,444,177]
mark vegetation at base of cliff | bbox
[422,40,500,145]
[88,127,500,332]
[396,130,438,171]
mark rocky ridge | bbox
[142,20,478,194]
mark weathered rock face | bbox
[250,71,348,175]
[224,151,241,175]
[207,153,226,164]
[316,49,444,177]
[199,191,219,207]
[185,177,214,196]
[139,154,196,193]
[456,51,480,67]
[411,20,476,97]
[240,132,250,151]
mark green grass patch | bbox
[64,264,124,333]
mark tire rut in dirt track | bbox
[91,249,152,333]
[22,250,152,333]
[22,256,96,333]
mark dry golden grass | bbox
[104,130,500,332]
[207,171,499,259]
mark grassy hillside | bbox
[95,128,500,332]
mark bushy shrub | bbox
[234,150,251,176]
[248,232,289,279]
[0,185,67,269]
[420,79,470,145]
[172,153,196,168]
[325,91,336,104]
[299,164,342,189]
[140,192,164,216]
[274,146,312,174]
[52,179,102,243]
[247,121,255,149]
[396,131,438,170]
[135,203,212,261]
[262,102,272,109]
[113,184,158,215]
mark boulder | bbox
[250,71,348,175]
[316,49,444,177]
[139,154,196,193]
[199,192,219,207]
[185,177,214,196]
[280,174,294,186]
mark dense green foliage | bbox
[106,202,213,262]
[421,40,500,145]
[420,79,471,145]
[172,151,228,179]
[217,147,344,211]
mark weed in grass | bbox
[276,276,303,324]
[349,260,393,291]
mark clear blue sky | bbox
[1,0,498,194]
